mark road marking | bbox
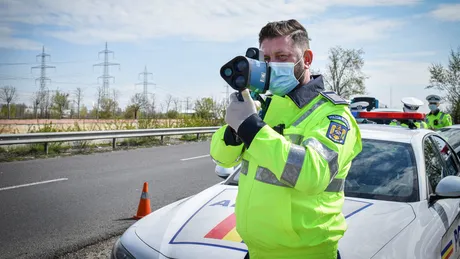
[181,154,210,161]
[0,178,68,192]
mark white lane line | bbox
[0,178,68,192]
[180,154,210,161]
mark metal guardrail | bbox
[0,126,220,153]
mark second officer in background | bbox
[425,94,453,130]
[389,97,427,129]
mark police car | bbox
[112,112,460,259]
[349,96,388,111]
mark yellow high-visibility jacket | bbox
[210,75,362,259]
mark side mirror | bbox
[215,163,242,180]
[435,176,460,198]
[215,165,233,179]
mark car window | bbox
[345,139,418,202]
[430,135,460,177]
[226,139,419,202]
[438,128,460,150]
[424,137,444,193]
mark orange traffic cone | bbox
[134,182,152,219]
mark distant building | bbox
[180,109,196,115]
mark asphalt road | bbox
[0,141,222,259]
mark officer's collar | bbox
[286,74,325,109]
[428,109,440,116]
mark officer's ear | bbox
[303,50,313,69]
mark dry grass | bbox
[0,118,223,134]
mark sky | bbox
[0,0,459,113]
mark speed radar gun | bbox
[220,47,268,108]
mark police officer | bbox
[349,101,370,112]
[389,97,428,129]
[349,101,376,124]
[426,94,453,130]
[210,19,362,259]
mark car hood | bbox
[134,185,415,259]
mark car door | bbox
[427,135,460,259]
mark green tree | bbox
[166,110,179,119]
[194,97,215,119]
[124,105,136,119]
[74,87,83,119]
[129,93,148,119]
[80,105,88,119]
[52,90,70,118]
[426,46,460,124]
[213,98,227,121]
[449,101,460,124]
[0,85,17,119]
[322,46,368,99]
[99,97,117,119]
[1,103,16,118]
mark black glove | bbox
[407,120,417,129]
[224,126,243,146]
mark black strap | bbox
[258,96,272,120]
[223,126,243,146]
[273,124,285,135]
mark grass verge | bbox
[0,134,212,163]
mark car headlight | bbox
[111,238,135,259]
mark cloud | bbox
[375,51,437,59]
[364,59,431,87]
[430,3,460,22]
[0,0,417,45]
[306,17,405,70]
[361,59,435,110]
[308,17,403,47]
[0,24,42,50]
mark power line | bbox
[31,46,56,94]
[185,96,191,110]
[390,86,393,108]
[0,73,92,81]
[52,81,98,86]
[222,84,230,105]
[181,97,192,111]
[0,60,93,66]
[135,65,155,100]
[0,76,35,80]
[93,42,120,99]
[0,62,36,66]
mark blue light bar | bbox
[351,111,359,118]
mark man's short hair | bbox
[258,19,310,51]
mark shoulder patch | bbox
[327,115,350,129]
[320,91,348,105]
[326,121,349,145]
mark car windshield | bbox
[225,138,419,202]
[438,127,460,150]
[345,139,418,202]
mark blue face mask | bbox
[268,59,304,96]
[429,104,438,111]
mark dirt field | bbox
[0,119,183,134]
